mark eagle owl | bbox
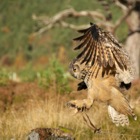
[67,23,136,126]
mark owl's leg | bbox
[67,98,93,112]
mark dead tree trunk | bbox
[125,11,140,78]
[119,0,140,78]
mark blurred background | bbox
[0,0,140,139]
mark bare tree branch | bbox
[32,1,138,36]
[32,8,113,36]
[112,4,134,33]
[33,8,106,24]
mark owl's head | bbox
[69,59,87,80]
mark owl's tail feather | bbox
[109,87,136,120]
[108,87,137,126]
[108,105,129,126]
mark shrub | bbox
[38,57,71,94]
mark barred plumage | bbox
[67,23,136,127]
[108,105,129,126]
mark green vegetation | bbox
[0,0,128,66]
[0,57,71,94]
[0,68,9,86]
[0,0,129,87]
[38,57,71,94]
[0,1,139,140]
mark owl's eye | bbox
[73,67,77,72]
[72,64,79,72]
[73,65,79,72]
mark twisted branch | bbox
[32,8,113,36]
[32,1,136,36]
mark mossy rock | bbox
[27,128,75,140]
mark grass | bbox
[0,69,9,86]
[0,93,140,140]
[0,57,140,140]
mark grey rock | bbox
[27,128,75,140]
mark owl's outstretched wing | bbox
[73,23,134,82]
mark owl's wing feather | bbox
[78,26,91,33]
[86,42,94,65]
[73,23,133,79]
[81,37,93,64]
[74,33,90,50]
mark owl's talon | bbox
[66,102,76,108]
[77,105,87,112]
[66,101,88,112]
